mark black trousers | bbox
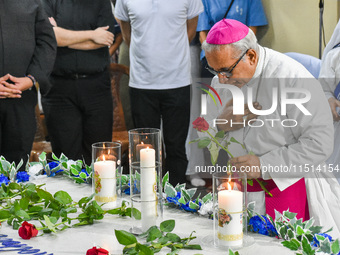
[130,86,190,186]
[0,90,37,166]
[42,71,113,165]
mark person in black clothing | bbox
[41,0,116,165]
[0,0,56,165]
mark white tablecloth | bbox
[1,177,294,255]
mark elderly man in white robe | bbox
[201,19,340,238]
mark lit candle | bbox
[217,182,243,247]
[140,147,157,231]
[136,142,153,161]
[93,156,117,209]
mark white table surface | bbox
[1,176,294,255]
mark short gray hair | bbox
[202,28,259,59]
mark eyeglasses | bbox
[205,49,249,78]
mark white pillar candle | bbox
[217,183,243,247]
[93,160,117,209]
[140,147,157,232]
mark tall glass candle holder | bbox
[128,128,163,234]
[213,172,247,248]
[92,142,121,210]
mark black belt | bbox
[52,71,104,79]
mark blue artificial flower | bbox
[0,174,9,185]
[249,215,278,237]
[311,233,333,247]
[180,200,202,212]
[79,169,89,176]
[16,171,30,183]
[166,192,181,206]
[46,162,63,177]
[48,161,59,170]
[123,180,140,195]
[166,192,202,212]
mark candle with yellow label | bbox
[140,147,157,231]
[93,156,117,209]
[217,182,243,247]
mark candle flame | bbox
[227,182,232,191]
[146,146,150,150]
[102,155,106,161]
[141,141,144,145]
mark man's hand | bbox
[92,26,114,46]
[1,74,33,91]
[0,74,22,99]
[328,97,340,121]
[216,99,262,132]
[48,17,58,27]
[230,154,261,179]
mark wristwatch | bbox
[26,74,37,90]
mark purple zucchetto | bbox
[206,19,249,45]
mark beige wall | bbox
[258,0,339,58]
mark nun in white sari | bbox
[201,19,340,239]
[319,19,340,184]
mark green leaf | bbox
[164,183,176,198]
[79,172,87,179]
[158,236,169,245]
[70,167,79,176]
[43,215,57,233]
[303,218,315,230]
[209,142,219,166]
[283,211,297,220]
[181,189,190,201]
[215,130,225,139]
[189,201,200,210]
[178,196,187,204]
[115,229,137,245]
[136,243,153,255]
[296,225,305,235]
[54,190,72,205]
[186,188,197,199]
[202,193,212,203]
[19,197,30,210]
[28,206,43,213]
[332,239,340,255]
[281,239,300,251]
[309,226,323,234]
[229,137,245,149]
[279,226,287,238]
[160,219,175,233]
[131,208,141,220]
[287,228,295,239]
[301,235,313,254]
[162,172,169,189]
[0,210,11,220]
[174,183,186,192]
[319,238,332,253]
[165,233,181,242]
[37,188,54,201]
[52,153,59,161]
[146,226,162,242]
[39,152,47,162]
[106,208,121,215]
[198,138,210,148]
[183,244,202,250]
[189,138,200,144]
[8,183,21,190]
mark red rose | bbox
[18,221,38,240]
[86,247,109,255]
[192,117,209,131]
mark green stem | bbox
[206,130,234,158]
[255,179,273,197]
